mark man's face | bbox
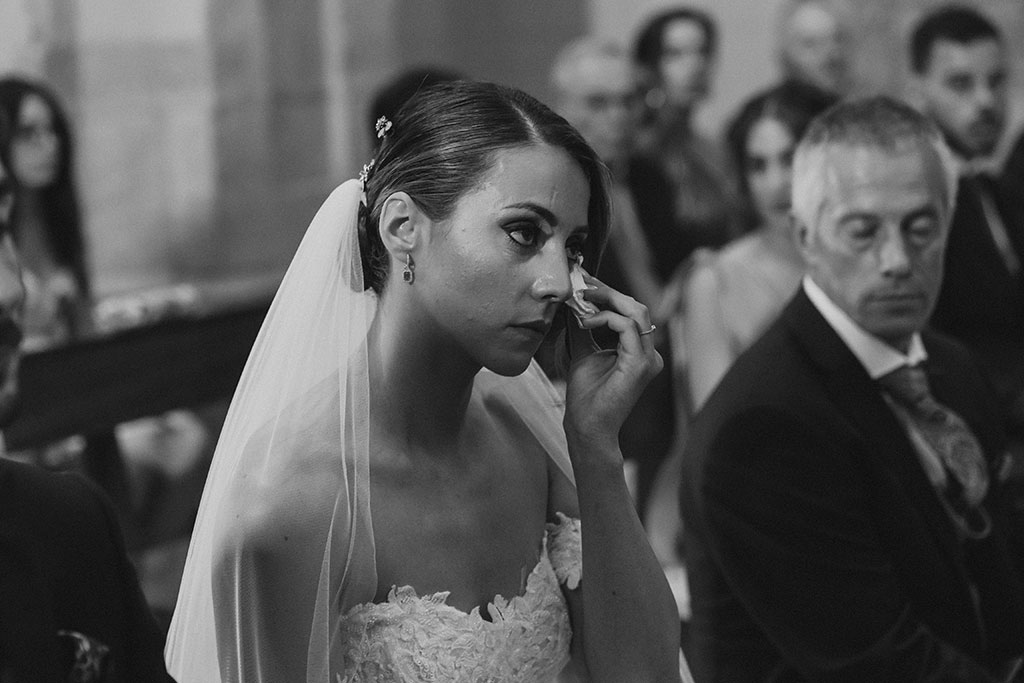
[917,38,1007,159]
[658,18,712,110]
[0,164,24,425]
[781,1,850,94]
[799,144,949,351]
[559,54,636,164]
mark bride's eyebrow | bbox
[505,202,558,226]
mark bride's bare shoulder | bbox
[474,367,563,443]
[474,367,577,517]
[216,376,348,550]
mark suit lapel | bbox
[956,178,1023,289]
[781,291,965,568]
[977,173,1024,264]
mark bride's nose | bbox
[530,249,572,303]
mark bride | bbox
[165,80,687,682]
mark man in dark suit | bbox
[681,96,1024,682]
[0,137,173,680]
[910,6,1024,445]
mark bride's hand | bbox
[562,272,663,452]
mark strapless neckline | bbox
[334,513,581,683]
[373,544,554,623]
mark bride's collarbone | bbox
[368,402,549,496]
[369,447,548,547]
[367,435,551,616]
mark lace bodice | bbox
[335,514,581,683]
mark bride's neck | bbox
[367,296,477,452]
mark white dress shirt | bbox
[802,276,927,377]
[803,277,947,487]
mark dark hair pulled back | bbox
[358,80,610,294]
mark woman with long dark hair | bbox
[683,81,837,409]
[0,77,89,347]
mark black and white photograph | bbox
[0,1,1022,681]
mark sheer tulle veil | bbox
[164,180,576,681]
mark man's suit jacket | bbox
[0,458,174,682]
[931,175,1024,423]
[681,289,1024,682]
[1000,128,1024,221]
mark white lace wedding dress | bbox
[335,514,581,682]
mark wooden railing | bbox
[4,282,274,450]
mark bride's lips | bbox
[513,319,550,334]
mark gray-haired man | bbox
[682,96,1024,682]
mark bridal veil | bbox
[164,180,575,681]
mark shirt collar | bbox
[802,276,927,379]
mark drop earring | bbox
[403,254,415,284]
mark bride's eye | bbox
[506,224,540,249]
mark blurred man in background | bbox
[777,0,853,97]
[549,37,685,541]
[911,5,1024,470]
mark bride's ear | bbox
[379,191,427,256]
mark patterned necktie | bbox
[878,364,991,539]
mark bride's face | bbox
[418,143,591,376]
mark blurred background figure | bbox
[0,77,88,348]
[0,76,118,499]
[549,36,682,520]
[776,0,853,98]
[643,81,837,643]
[0,76,210,596]
[684,81,837,411]
[632,6,743,254]
[910,5,1024,464]
[0,107,174,682]
[1001,120,1024,215]
[550,38,684,314]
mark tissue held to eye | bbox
[566,257,598,321]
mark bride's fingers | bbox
[563,307,600,363]
[579,275,656,353]
[578,309,655,365]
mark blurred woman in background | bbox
[0,77,89,348]
[632,7,743,255]
[640,83,837,620]
[683,80,836,409]
[0,78,208,560]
